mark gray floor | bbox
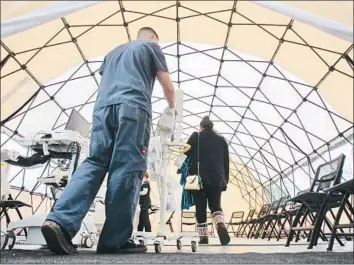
[1,249,353,264]
[1,238,353,264]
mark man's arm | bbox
[150,43,175,108]
[157,71,175,108]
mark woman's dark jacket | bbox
[185,129,229,190]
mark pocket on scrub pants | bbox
[120,104,149,156]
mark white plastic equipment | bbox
[133,89,199,253]
[0,128,97,249]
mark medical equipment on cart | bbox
[133,89,199,253]
[0,110,97,250]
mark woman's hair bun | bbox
[200,115,213,129]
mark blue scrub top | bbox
[95,40,169,116]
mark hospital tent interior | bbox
[0,1,353,264]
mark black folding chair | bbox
[273,189,311,241]
[237,209,256,237]
[247,204,271,239]
[261,195,290,240]
[323,179,354,251]
[226,211,244,237]
[251,200,281,239]
[285,154,346,248]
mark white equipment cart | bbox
[133,89,199,253]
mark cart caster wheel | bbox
[3,231,16,250]
[191,241,197,252]
[154,243,162,253]
[83,236,93,248]
[177,239,183,250]
[138,239,145,246]
[1,232,7,250]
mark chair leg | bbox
[241,223,249,237]
[1,205,11,225]
[283,216,293,239]
[238,224,245,237]
[295,209,309,243]
[323,215,345,247]
[308,201,329,249]
[268,218,278,240]
[236,224,242,237]
[286,206,305,247]
[259,221,268,239]
[262,220,271,239]
[341,206,353,241]
[254,222,262,239]
[247,223,256,239]
[269,219,279,240]
[253,222,262,239]
[327,194,349,251]
[277,217,288,241]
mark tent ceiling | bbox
[1,1,353,206]
[1,1,353,121]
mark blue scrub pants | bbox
[46,103,151,251]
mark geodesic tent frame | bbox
[1,1,353,213]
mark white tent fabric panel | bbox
[252,1,353,42]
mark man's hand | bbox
[165,107,177,119]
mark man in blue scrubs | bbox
[41,27,176,255]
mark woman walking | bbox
[185,116,230,245]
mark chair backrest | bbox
[245,209,255,221]
[277,195,290,212]
[231,211,244,219]
[269,199,280,213]
[310,154,346,192]
[297,188,310,195]
[258,204,271,217]
[278,195,290,208]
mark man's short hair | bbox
[137,27,159,40]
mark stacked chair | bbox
[285,154,347,249]
[232,209,256,237]
[226,211,244,236]
[246,204,271,239]
[323,178,354,251]
[260,195,289,240]
[226,154,353,251]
